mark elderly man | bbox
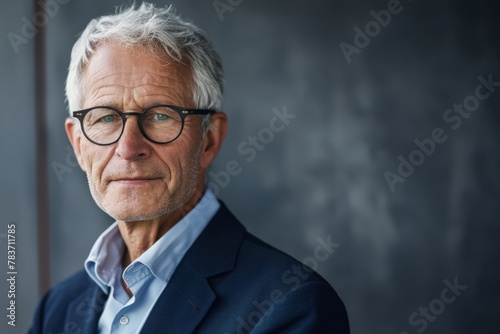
[30,3,349,333]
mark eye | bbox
[100,115,117,123]
[152,113,170,121]
[85,108,120,126]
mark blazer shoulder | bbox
[238,232,331,283]
[208,202,341,289]
[207,230,350,332]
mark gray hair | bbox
[65,2,224,131]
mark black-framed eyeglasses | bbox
[72,104,215,146]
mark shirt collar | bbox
[85,188,220,293]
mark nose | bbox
[115,115,151,161]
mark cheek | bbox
[155,134,202,177]
[177,129,203,161]
[80,143,110,181]
[178,121,203,151]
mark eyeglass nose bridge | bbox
[118,111,147,139]
[121,111,143,121]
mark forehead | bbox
[81,42,193,106]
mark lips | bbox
[114,177,157,181]
[109,175,161,184]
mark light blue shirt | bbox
[84,189,220,334]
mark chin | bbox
[90,182,199,222]
[108,211,160,222]
[104,201,183,222]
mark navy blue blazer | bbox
[29,202,349,333]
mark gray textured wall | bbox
[1,0,499,333]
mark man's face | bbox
[67,43,208,222]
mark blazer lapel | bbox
[140,263,216,334]
[141,202,246,334]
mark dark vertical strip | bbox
[34,0,51,296]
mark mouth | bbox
[111,177,161,185]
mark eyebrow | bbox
[84,100,174,111]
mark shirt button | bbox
[120,316,129,325]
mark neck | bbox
[118,184,206,268]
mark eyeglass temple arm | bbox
[182,109,216,115]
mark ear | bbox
[200,112,228,169]
[65,118,87,172]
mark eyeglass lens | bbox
[82,106,183,144]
